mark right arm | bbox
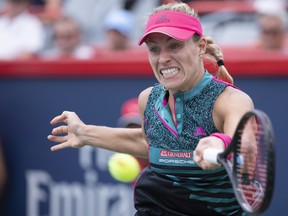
[48,87,152,158]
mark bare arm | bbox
[81,125,148,157]
[215,87,254,136]
[48,111,149,158]
[194,87,254,169]
[48,87,152,158]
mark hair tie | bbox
[217,59,225,66]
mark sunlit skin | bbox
[146,33,207,94]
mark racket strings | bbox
[234,116,269,211]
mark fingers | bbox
[194,137,222,170]
[48,111,75,152]
[194,138,206,165]
[194,154,220,170]
[47,134,69,151]
[193,149,201,164]
[47,134,67,143]
[193,150,207,168]
[50,115,65,125]
[50,111,72,125]
[51,125,68,135]
[50,143,69,151]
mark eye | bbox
[169,42,181,50]
[148,45,160,54]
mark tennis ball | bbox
[108,153,141,183]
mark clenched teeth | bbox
[160,68,179,77]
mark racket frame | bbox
[216,109,275,214]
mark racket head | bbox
[222,109,275,214]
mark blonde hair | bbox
[151,2,234,84]
[152,1,199,18]
[204,36,233,84]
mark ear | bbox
[198,37,207,56]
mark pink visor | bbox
[138,10,203,45]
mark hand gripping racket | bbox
[203,109,275,215]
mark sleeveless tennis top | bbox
[137,71,246,215]
[144,72,225,174]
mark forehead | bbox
[260,15,283,27]
[145,33,181,44]
[55,21,78,32]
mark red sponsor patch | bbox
[160,150,192,158]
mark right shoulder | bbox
[138,87,153,116]
[138,84,163,115]
[139,87,153,99]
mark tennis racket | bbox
[203,109,275,214]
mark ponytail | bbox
[204,36,234,84]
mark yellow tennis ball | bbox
[108,153,141,183]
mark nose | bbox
[158,49,171,64]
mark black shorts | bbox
[133,168,244,216]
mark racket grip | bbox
[203,148,222,164]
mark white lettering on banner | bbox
[26,147,135,216]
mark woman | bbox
[48,2,254,215]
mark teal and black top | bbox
[134,72,246,216]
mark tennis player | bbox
[48,2,254,215]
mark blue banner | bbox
[0,76,287,216]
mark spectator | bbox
[253,0,288,51]
[62,0,158,45]
[30,0,61,10]
[0,0,45,60]
[62,0,119,45]
[30,0,62,24]
[117,98,149,170]
[93,8,148,58]
[96,8,136,53]
[41,15,96,60]
[93,7,150,59]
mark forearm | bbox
[82,125,149,158]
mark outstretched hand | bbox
[47,111,86,151]
[193,136,224,170]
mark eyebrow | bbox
[146,36,174,45]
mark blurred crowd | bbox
[0,0,287,61]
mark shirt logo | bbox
[193,126,207,136]
[160,150,192,158]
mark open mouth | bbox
[160,67,179,78]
